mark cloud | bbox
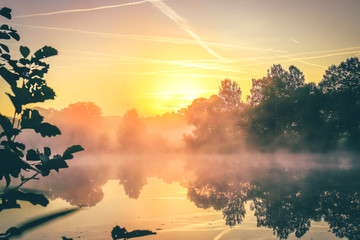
[14,0,149,18]
[147,0,226,60]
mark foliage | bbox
[187,164,360,239]
[218,78,242,111]
[183,79,245,152]
[245,60,359,152]
[184,59,360,152]
[0,7,83,213]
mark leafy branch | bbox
[0,7,84,211]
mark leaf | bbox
[21,109,43,129]
[21,109,60,137]
[4,189,49,208]
[0,24,10,30]
[0,31,11,39]
[63,145,84,160]
[9,30,20,41]
[1,53,10,60]
[0,66,19,87]
[36,155,68,176]
[20,46,30,58]
[0,7,11,20]
[0,129,21,140]
[26,149,39,161]
[33,46,58,60]
[0,43,9,53]
[44,147,51,157]
[35,122,61,137]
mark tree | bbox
[246,65,309,151]
[318,57,360,150]
[117,109,146,152]
[218,78,242,111]
[0,7,83,212]
[248,65,305,106]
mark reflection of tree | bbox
[27,164,108,207]
[118,165,147,199]
[188,181,252,226]
[320,191,360,240]
[250,171,321,239]
[187,164,360,239]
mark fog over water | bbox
[2,102,359,240]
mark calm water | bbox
[1,152,359,240]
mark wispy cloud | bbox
[147,0,225,60]
[14,0,148,18]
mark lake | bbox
[1,152,359,240]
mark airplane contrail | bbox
[14,0,148,18]
[147,0,226,61]
[213,227,234,240]
[12,23,285,53]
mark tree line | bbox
[183,57,360,152]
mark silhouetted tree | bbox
[246,65,323,151]
[318,57,360,150]
[0,6,83,228]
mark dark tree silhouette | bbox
[0,7,83,239]
[183,79,245,152]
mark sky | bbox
[1,0,360,116]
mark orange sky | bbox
[1,0,360,116]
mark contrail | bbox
[14,0,148,18]
[13,23,285,53]
[237,50,360,67]
[213,227,234,240]
[147,0,226,61]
